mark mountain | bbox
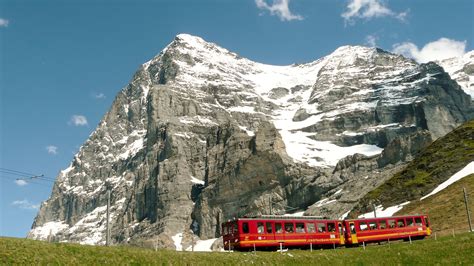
[438,51,474,99]
[350,119,474,219]
[27,34,474,249]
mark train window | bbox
[379,220,387,229]
[266,222,273,233]
[397,219,405,227]
[317,223,326,233]
[242,222,249,234]
[338,223,343,234]
[307,223,316,233]
[388,219,396,228]
[406,218,414,227]
[257,222,264,234]
[415,217,423,226]
[296,223,305,233]
[276,223,283,233]
[359,222,368,231]
[350,223,356,234]
[285,223,294,233]
[233,224,238,234]
[425,217,430,227]
[369,221,377,230]
[327,222,336,232]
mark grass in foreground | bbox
[1,233,473,265]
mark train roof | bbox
[228,215,333,221]
[344,214,427,221]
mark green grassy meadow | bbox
[1,232,473,265]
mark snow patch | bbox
[190,176,205,185]
[186,238,217,252]
[283,211,305,217]
[358,201,410,218]
[28,221,69,240]
[172,232,183,251]
[421,161,474,200]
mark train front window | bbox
[257,222,264,234]
[415,217,423,226]
[266,222,273,233]
[242,222,249,234]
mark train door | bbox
[424,216,431,235]
[349,222,358,244]
[338,222,345,245]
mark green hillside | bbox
[1,233,473,265]
[397,174,474,236]
[352,119,474,217]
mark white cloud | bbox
[255,0,303,21]
[392,38,466,63]
[93,93,106,99]
[15,179,28,186]
[342,0,408,24]
[69,115,88,126]
[46,145,58,155]
[365,34,378,47]
[12,199,40,210]
[0,18,9,27]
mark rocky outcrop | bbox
[28,34,474,249]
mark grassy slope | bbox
[397,174,474,235]
[353,119,474,216]
[1,233,474,265]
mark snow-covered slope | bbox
[438,51,474,98]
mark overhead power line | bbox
[0,167,56,181]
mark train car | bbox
[343,214,431,245]
[222,215,345,250]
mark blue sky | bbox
[0,0,472,238]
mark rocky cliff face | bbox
[28,34,474,249]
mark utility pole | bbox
[463,187,473,232]
[106,188,111,246]
[372,203,377,218]
[269,196,272,215]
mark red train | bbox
[222,214,431,250]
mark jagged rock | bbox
[28,34,474,249]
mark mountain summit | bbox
[28,34,474,249]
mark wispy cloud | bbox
[46,145,58,155]
[69,115,88,126]
[12,199,40,210]
[0,18,9,28]
[365,34,378,47]
[342,0,408,25]
[15,179,28,186]
[392,38,466,63]
[255,0,303,21]
[93,92,106,99]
